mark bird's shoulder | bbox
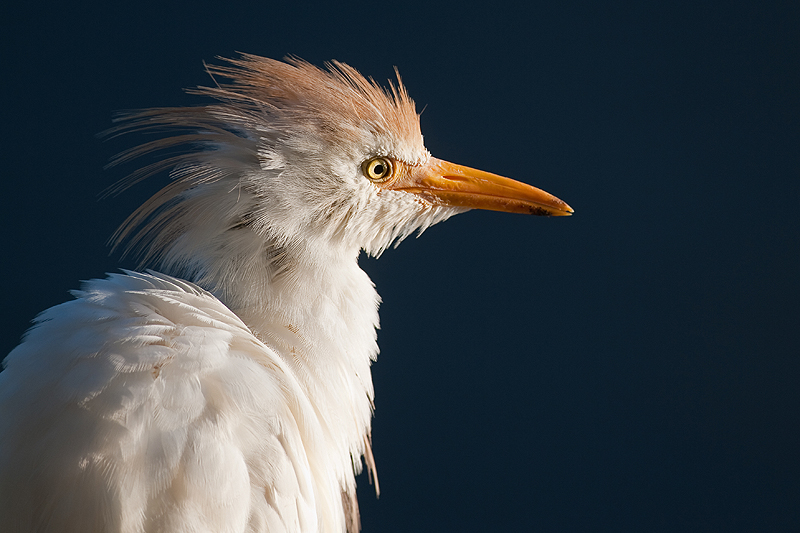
[0,270,318,533]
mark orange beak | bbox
[387,157,573,216]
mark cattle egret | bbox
[0,55,572,533]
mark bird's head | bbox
[109,55,571,277]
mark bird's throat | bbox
[189,237,381,466]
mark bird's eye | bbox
[362,157,393,183]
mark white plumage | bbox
[0,55,572,533]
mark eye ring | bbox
[361,157,394,183]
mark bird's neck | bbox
[231,242,381,378]
[173,230,380,478]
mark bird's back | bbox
[0,271,336,533]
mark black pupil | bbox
[372,163,385,176]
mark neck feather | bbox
[151,204,381,498]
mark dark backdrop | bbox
[2,1,798,531]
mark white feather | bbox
[0,56,467,532]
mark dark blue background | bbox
[2,1,798,530]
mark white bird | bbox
[0,55,572,533]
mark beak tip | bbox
[539,201,573,217]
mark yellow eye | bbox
[361,157,393,182]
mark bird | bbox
[0,55,572,533]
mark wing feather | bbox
[0,271,320,533]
